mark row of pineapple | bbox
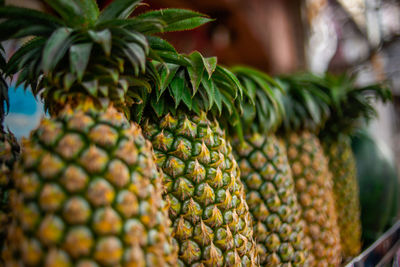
[0,1,392,266]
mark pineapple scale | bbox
[286,131,342,267]
[143,112,259,267]
[323,139,362,261]
[2,105,176,266]
[233,133,307,266]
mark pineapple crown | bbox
[318,73,392,140]
[277,73,331,134]
[132,50,245,138]
[0,0,212,115]
[229,65,285,136]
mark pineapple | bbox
[322,138,361,259]
[318,74,391,261]
[279,75,342,266]
[5,104,176,266]
[285,131,341,266]
[230,66,307,266]
[0,43,20,255]
[0,0,211,265]
[138,54,259,266]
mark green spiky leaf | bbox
[203,56,217,79]
[120,18,166,35]
[44,0,99,27]
[123,42,146,76]
[98,0,141,22]
[215,66,243,98]
[0,6,63,30]
[225,66,284,136]
[82,80,98,96]
[317,73,392,139]
[170,74,187,108]
[158,63,179,99]
[88,29,111,56]
[201,73,215,110]
[147,36,189,66]
[42,27,72,73]
[151,96,165,117]
[70,43,92,81]
[137,8,212,33]
[187,51,205,95]
[0,20,53,41]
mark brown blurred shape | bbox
[138,0,305,74]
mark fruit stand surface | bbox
[346,220,400,267]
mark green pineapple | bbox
[228,66,307,266]
[0,43,20,256]
[136,53,259,266]
[318,74,391,261]
[278,74,342,266]
[0,0,211,265]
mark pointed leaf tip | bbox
[88,29,111,56]
[98,0,141,22]
[44,0,99,27]
[70,43,92,81]
[138,8,213,33]
[41,27,71,73]
[203,57,217,78]
[188,51,205,95]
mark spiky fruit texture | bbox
[2,105,176,266]
[233,133,307,266]
[0,128,20,250]
[142,113,258,267]
[323,139,362,260]
[286,131,341,267]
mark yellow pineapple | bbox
[138,54,259,266]
[323,138,361,260]
[278,74,342,266]
[286,131,341,266]
[230,66,308,266]
[4,104,175,266]
[318,73,391,262]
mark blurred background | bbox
[3,0,400,248]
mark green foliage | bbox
[277,73,331,133]
[97,0,141,23]
[44,0,99,27]
[318,73,392,140]
[137,8,213,34]
[131,51,244,138]
[0,0,211,113]
[230,65,284,136]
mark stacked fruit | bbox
[0,1,392,267]
[0,0,215,266]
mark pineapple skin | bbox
[323,138,362,260]
[0,128,20,253]
[233,133,307,266]
[286,131,341,267]
[2,105,176,266]
[142,112,259,267]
